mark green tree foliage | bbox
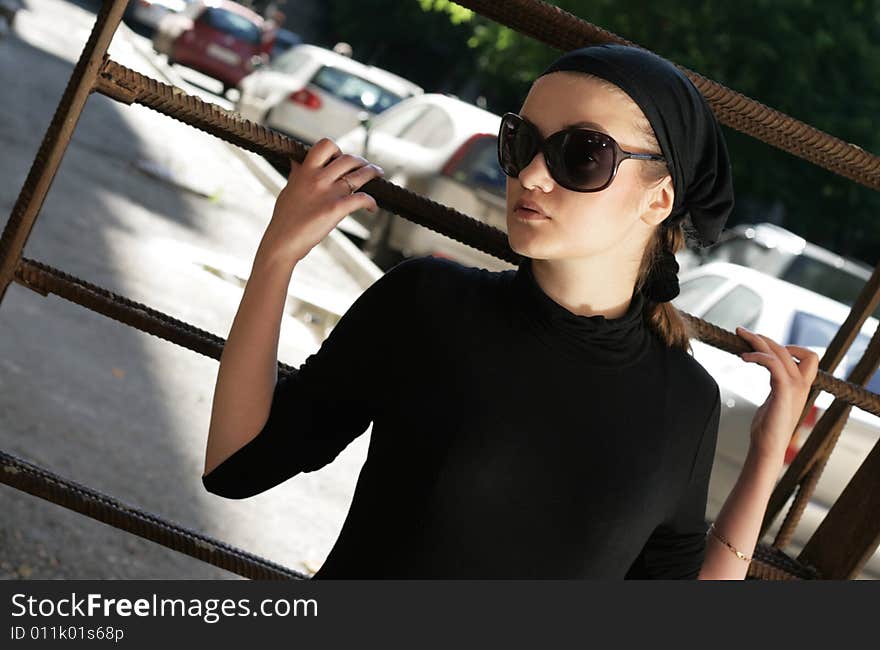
[317,1,476,97]
[325,1,880,263]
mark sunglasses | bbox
[497,112,668,193]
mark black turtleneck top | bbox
[202,255,721,579]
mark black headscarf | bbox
[537,44,734,248]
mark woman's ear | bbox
[641,175,675,227]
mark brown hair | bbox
[589,75,698,355]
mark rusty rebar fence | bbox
[1,0,878,580]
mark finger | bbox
[339,164,384,197]
[323,154,379,182]
[741,351,790,387]
[303,138,342,170]
[756,333,801,379]
[339,190,380,215]
[736,327,799,380]
[785,345,821,382]
[343,161,385,187]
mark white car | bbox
[129,0,192,31]
[235,43,423,145]
[675,261,880,578]
[697,222,880,320]
[334,93,513,272]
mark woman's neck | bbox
[530,256,639,320]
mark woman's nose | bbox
[517,150,554,192]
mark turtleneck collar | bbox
[509,257,653,368]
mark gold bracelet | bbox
[706,522,751,562]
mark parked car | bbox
[126,0,192,32]
[674,261,880,578]
[152,0,275,95]
[235,43,423,147]
[697,222,880,319]
[333,93,513,272]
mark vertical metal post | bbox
[0,0,129,306]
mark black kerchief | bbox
[538,44,734,247]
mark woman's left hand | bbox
[736,326,821,461]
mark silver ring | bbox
[341,175,355,195]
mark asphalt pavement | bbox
[0,0,378,579]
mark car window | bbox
[672,274,728,314]
[785,311,843,348]
[309,66,405,113]
[701,284,763,332]
[846,332,880,395]
[703,237,792,275]
[787,311,880,393]
[705,237,880,319]
[781,255,880,320]
[446,136,505,196]
[198,8,261,45]
[371,105,431,137]
[398,107,454,148]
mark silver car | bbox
[130,0,193,31]
[697,222,880,320]
[675,261,880,578]
[235,43,423,146]
[334,93,514,272]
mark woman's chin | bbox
[507,229,548,259]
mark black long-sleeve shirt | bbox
[202,254,721,579]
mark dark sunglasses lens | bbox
[557,130,616,190]
[499,116,536,177]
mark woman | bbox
[202,44,819,579]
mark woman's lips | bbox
[514,206,550,221]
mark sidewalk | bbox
[0,0,377,579]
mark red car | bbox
[153,0,276,94]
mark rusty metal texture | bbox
[11,254,880,419]
[14,257,297,375]
[0,0,128,307]
[0,449,306,580]
[797,436,880,579]
[762,321,880,546]
[86,61,880,415]
[746,542,821,580]
[93,59,518,267]
[1,0,877,581]
[682,314,880,416]
[455,0,880,192]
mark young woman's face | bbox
[505,72,668,261]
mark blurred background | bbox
[1,0,877,579]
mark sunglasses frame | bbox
[497,112,668,193]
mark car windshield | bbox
[704,237,880,319]
[780,255,880,319]
[200,8,261,45]
[786,311,880,394]
[703,237,792,274]
[447,136,506,197]
[309,66,405,113]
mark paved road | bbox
[0,0,375,579]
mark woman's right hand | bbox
[258,137,385,265]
